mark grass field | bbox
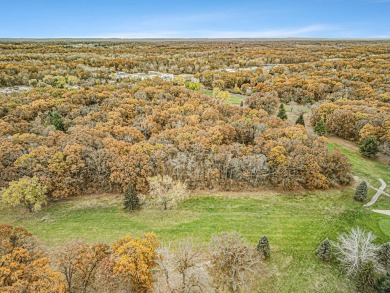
[0,141,389,292]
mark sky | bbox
[0,0,389,38]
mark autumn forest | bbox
[0,40,389,292]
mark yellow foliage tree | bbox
[0,177,47,212]
[112,233,160,293]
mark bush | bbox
[354,181,368,202]
[355,261,376,293]
[124,183,141,211]
[314,119,326,136]
[316,239,332,261]
[360,136,379,158]
[256,236,270,259]
[277,104,287,120]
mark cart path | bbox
[364,179,387,207]
[372,210,390,216]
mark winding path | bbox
[364,179,387,207]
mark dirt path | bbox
[364,179,387,207]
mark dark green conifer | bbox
[257,236,270,259]
[315,239,332,261]
[295,113,305,126]
[355,261,376,293]
[277,104,287,120]
[359,136,379,158]
[314,119,326,136]
[124,183,141,211]
[354,181,368,202]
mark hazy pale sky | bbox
[0,0,389,38]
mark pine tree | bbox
[316,239,332,261]
[359,136,379,158]
[277,104,287,120]
[240,100,243,107]
[257,236,270,259]
[377,242,390,273]
[124,183,140,211]
[314,119,326,136]
[355,261,376,293]
[295,113,305,126]
[354,181,368,202]
[374,274,390,293]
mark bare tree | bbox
[209,232,263,293]
[334,227,380,276]
[148,175,188,210]
[156,239,210,293]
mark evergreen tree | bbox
[354,181,368,202]
[316,239,332,261]
[377,242,390,273]
[124,183,140,211]
[277,104,287,120]
[240,100,243,107]
[314,119,326,136]
[295,113,305,126]
[355,261,376,293]
[374,274,390,293]
[359,136,379,158]
[256,236,270,259]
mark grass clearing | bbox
[202,88,246,105]
[1,188,388,292]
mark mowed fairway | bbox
[0,144,389,292]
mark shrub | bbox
[256,236,270,259]
[360,136,379,158]
[354,181,368,202]
[316,239,332,261]
[277,104,287,120]
[124,183,141,211]
[314,119,326,136]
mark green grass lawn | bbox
[0,125,389,292]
